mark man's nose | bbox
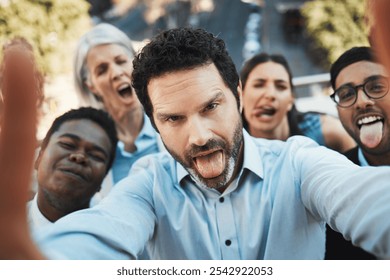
[69,152,87,164]
[188,117,213,147]
[354,87,375,109]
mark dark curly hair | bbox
[132,27,240,130]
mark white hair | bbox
[73,23,136,107]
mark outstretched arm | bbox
[0,47,43,259]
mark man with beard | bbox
[28,107,118,232]
[5,28,390,260]
[326,46,389,259]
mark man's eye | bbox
[166,116,181,122]
[205,103,218,111]
[59,142,75,149]
[368,81,387,93]
[89,153,106,162]
[338,88,355,101]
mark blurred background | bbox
[0,0,369,139]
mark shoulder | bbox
[109,152,176,200]
[125,151,176,185]
[130,152,173,172]
[250,133,320,158]
[342,146,360,165]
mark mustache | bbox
[187,138,226,158]
[356,108,380,115]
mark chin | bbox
[188,157,235,190]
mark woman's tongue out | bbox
[194,150,225,178]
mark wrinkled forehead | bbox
[148,64,230,106]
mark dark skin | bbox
[0,1,389,258]
[35,120,112,223]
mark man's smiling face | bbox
[335,61,390,154]
[148,63,243,191]
[35,119,112,209]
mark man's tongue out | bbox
[194,151,224,178]
[360,121,383,148]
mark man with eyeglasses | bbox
[326,46,389,259]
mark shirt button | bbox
[225,240,231,246]
[219,197,224,203]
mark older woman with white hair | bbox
[74,23,164,200]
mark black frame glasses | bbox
[330,76,389,108]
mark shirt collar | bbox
[358,147,370,166]
[29,193,52,229]
[176,129,264,184]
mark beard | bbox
[165,118,243,190]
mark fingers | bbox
[0,48,42,259]
[371,1,390,74]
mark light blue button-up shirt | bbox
[37,130,390,259]
[358,147,369,167]
[112,115,160,183]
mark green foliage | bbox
[0,0,91,76]
[301,0,369,68]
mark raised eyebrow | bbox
[339,75,388,88]
[156,111,183,121]
[200,92,224,109]
[364,75,387,83]
[155,92,225,120]
[59,133,109,158]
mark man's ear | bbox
[34,148,43,170]
[237,81,243,113]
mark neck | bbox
[37,190,89,222]
[115,108,144,153]
[363,150,390,166]
[249,117,290,141]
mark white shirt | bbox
[27,194,52,233]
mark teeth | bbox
[357,116,383,125]
[118,83,130,91]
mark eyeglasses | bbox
[330,76,389,108]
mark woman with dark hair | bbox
[240,53,356,152]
